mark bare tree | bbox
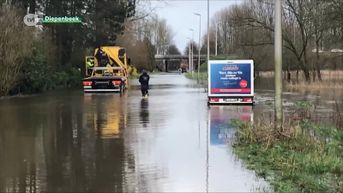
[0,7,34,95]
[150,15,174,55]
[118,13,175,71]
[211,0,341,82]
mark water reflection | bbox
[207,106,269,192]
[0,98,46,193]
[84,94,128,139]
[139,98,149,127]
[83,94,128,192]
[0,93,134,192]
[209,106,253,145]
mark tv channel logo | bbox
[23,14,44,26]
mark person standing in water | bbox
[139,70,150,97]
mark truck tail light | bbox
[83,81,92,86]
[112,80,121,85]
[210,97,219,102]
[243,98,252,102]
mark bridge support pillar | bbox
[164,60,169,72]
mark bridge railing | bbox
[155,54,207,60]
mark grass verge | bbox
[232,119,343,193]
[184,72,208,84]
[184,72,208,86]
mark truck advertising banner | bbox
[208,60,254,96]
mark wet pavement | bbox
[0,73,341,192]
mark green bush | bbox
[199,62,208,72]
[4,30,81,95]
[51,68,81,89]
[128,65,139,79]
[19,52,50,93]
[18,54,81,94]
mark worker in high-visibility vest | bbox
[86,57,94,75]
[86,58,94,67]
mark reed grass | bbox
[233,117,343,193]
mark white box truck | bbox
[208,60,254,105]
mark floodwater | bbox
[255,77,343,127]
[0,73,341,192]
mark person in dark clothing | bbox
[95,48,109,67]
[139,70,150,97]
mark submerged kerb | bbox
[43,16,81,23]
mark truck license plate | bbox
[223,98,241,102]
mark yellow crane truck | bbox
[83,46,130,93]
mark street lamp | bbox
[194,13,201,82]
[189,28,194,75]
[215,22,218,56]
[187,37,192,73]
[207,0,210,64]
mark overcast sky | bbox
[148,0,241,53]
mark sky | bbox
[147,0,241,53]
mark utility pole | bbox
[191,31,194,75]
[187,37,191,73]
[189,28,194,76]
[275,0,283,130]
[189,45,191,73]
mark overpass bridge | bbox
[154,54,207,72]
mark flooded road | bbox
[0,73,341,192]
[0,74,269,192]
